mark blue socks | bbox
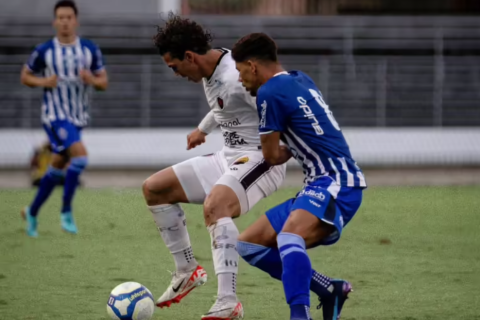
[238,241,333,298]
[277,232,312,320]
[29,156,87,218]
[62,156,87,213]
[30,166,64,217]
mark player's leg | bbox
[237,202,339,306]
[34,121,88,234]
[21,124,69,237]
[142,153,223,308]
[201,153,280,320]
[60,124,88,234]
[278,185,362,320]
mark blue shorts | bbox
[43,121,83,154]
[266,177,363,246]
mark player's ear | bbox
[184,51,195,63]
[248,60,257,75]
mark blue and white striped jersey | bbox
[256,71,367,188]
[26,37,105,127]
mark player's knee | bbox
[203,190,240,226]
[203,194,219,226]
[142,177,165,206]
[68,156,88,173]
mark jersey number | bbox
[309,89,341,131]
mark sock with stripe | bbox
[278,232,312,320]
[237,241,332,298]
[30,166,64,217]
[62,156,88,213]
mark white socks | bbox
[208,217,239,299]
[149,204,198,273]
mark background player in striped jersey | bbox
[20,0,108,237]
[144,14,286,320]
[231,33,367,320]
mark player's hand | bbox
[42,75,58,88]
[187,128,207,150]
[80,69,95,85]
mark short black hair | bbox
[54,0,78,16]
[153,12,213,60]
[232,33,278,63]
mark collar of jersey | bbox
[206,48,229,85]
[53,36,80,47]
[274,71,289,77]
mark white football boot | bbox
[156,265,207,308]
[201,296,244,320]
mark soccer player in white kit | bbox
[144,13,286,320]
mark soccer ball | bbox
[106,282,155,320]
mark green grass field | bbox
[1,186,480,320]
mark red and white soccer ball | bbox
[107,282,155,320]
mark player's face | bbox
[54,7,78,38]
[163,52,203,83]
[236,61,260,97]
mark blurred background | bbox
[1,0,479,188]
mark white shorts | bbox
[172,150,286,214]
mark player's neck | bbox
[56,34,77,45]
[260,63,285,85]
[201,49,224,79]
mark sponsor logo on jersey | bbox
[297,96,324,135]
[221,118,242,127]
[223,131,247,146]
[217,97,224,109]
[260,100,267,128]
[298,189,326,201]
[309,199,322,208]
[233,157,249,165]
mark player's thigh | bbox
[284,185,344,248]
[238,214,278,248]
[49,121,83,155]
[281,209,336,249]
[171,152,224,204]
[143,167,189,205]
[216,152,286,215]
[43,123,69,169]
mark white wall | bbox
[1,128,479,169]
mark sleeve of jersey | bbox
[26,46,45,73]
[256,88,287,135]
[198,110,218,134]
[90,43,105,73]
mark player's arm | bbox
[198,110,218,134]
[187,110,218,150]
[21,48,57,88]
[80,44,108,91]
[82,69,108,91]
[256,89,292,166]
[260,132,292,166]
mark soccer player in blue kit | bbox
[231,33,367,320]
[20,0,108,237]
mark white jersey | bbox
[202,49,261,157]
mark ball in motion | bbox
[107,282,155,320]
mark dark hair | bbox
[153,12,213,60]
[54,0,78,16]
[232,33,278,63]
